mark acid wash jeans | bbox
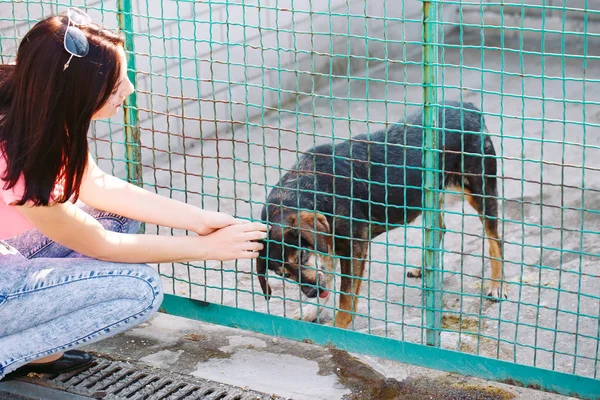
[0,205,164,379]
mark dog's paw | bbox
[407,268,422,278]
[487,282,509,300]
[290,305,320,322]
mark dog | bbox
[256,100,506,329]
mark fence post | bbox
[422,0,442,347]
[117,0,142,188]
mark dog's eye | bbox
[300,250,310,264]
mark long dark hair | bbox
[0,14,124,206]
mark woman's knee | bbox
[83,263,163,323]
[99,214,140,235]
[130,264,163,312]
[120,218,141,235]
[0,261,163,340]
[78,204,141,234]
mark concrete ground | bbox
[98,313,588,400]
[2,311,578,400]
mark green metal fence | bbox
[2,0,600,398]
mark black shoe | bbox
[6,350,94,378]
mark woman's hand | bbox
[199,222,268,261]
[192,210,245,236]
[17,202,268,264]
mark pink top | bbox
[1,144,68,240]
[0,149,34,240]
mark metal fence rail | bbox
[1,1,599,398]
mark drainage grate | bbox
[15,359,281,400]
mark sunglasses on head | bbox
[62,7,92,71]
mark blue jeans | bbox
[0,205,163,379]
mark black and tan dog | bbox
[256,100,506,328]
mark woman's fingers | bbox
[245,230,268,241]
[240,251,260,259]
[241,222,268,232]
[245,241,264,252]
[202,222,268,261]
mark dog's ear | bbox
[256,228,280,301]
[256,257,272,300]
[286,211,332,253]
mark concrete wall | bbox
[469,0,600,20]
[459,0,600,42]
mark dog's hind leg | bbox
[464,176,507,299]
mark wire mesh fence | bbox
[1,0,600,397]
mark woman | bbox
[0,8,267,379]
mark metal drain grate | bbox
[16,359,281,400]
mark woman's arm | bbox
[79,154,239,235]
[16,201,266,263]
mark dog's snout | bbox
[317,271,326,286]
[304,286,318,298]
[300,271,330,299]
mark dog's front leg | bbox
[332,256,367,329]
[290,294,331,322]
